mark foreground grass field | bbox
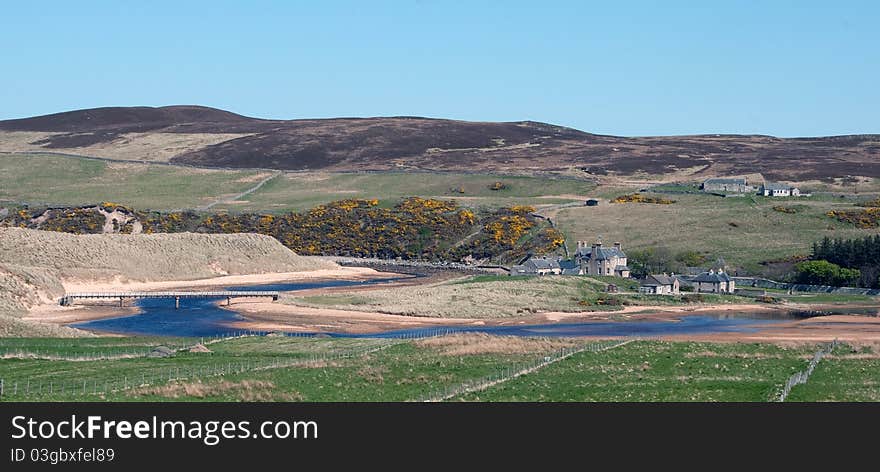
[555,191,880,271]
[1,335,874,402]
[460,341,815,401]
[0,153,265,210]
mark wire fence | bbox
[0,331,260,361]
[0,327,466,362]
[0,339,401,401]
[0,328,473,400]
[775,339,838,402]
[414,339,633,402]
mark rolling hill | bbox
[2,105,879,181]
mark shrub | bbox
[755,295,780,304]
[610,193,675,204]
[826,208,880,228]
[794,260,860,286]
[681,293,705,303]
[773,206,798,214]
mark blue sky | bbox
[2,1,877,136]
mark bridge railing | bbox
[60,291,280,305]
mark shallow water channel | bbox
[71,277,831,338]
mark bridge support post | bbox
[119,297,124,308]
[175,297,180,309]
[226,297,231,306]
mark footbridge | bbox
[60,291,280,309]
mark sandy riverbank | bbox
[23,266,399,326]
[225,301,789,335]
[25,264,880,345]
[60,266,388,293]
[227,296,880,346]
[658,315,880,345]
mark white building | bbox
[761,182,801,197]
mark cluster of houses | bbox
[701,177,802,197]
[511,241,630,277]
[511,241,736,294]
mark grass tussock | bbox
[127,379,302,401]
[415,333,581,356]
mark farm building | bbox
[701,178,757,194]
[639,274,680,295]
[574,241,631,277]
[689,269,735,293]
[510,256,562,276]
[761,182,801,197]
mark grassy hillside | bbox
[211,172,593,213]
[5,105,880,181]
[555,191,880,271]
[0,153,266,210]
[0,153,592,213]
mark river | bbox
[71,277,815,338]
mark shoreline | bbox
[20,266,880,344]
[60,266,391,293]
[23,266,401,327]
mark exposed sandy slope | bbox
[0,228,335,281]
[0,228,340,336]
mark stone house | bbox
[510,256,562,276]
[639,274,680,295]
[691,269,735,293]
[574,241,631,277]
[701,178,757,194]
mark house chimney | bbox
[614,242,621,250]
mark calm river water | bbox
[71,277,813,338]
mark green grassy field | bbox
[0,154,593,213]
[3,336,876,402]
[785,348,880,401]
[555,191,880,272]
[210,172,595,213]
[460,341,816,402]
[0,153,265,210]
[0,335,559,402]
